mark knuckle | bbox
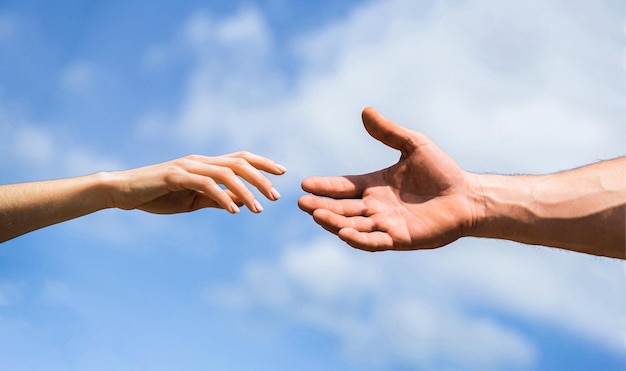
[194,154,213,163]
[215,166,235,179]
[234,150,252,158]
[163,165,185,182]
[175,157,195,169]
[201,176,218,188]
[231,157,248,169]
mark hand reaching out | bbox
[0,151,286,243]
[110,151,286,214]
[298,107,481,252]
[299,107,625,258]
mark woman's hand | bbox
[110,151,286,214]
[0,151,285,243]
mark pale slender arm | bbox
[0,152,286,243]
[472,158,626,259]
[0,174,112,243]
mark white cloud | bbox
[141,0,623,182]
[280,0,624,174]
[374,298,535,370]
[158,6,282,151]
[206,238,538,370]
[281,241,382,301]
[215,6,271,49]
[397,240,626,352]
[184,6,271,53]
[207,237,625,368]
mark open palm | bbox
[298,107,480,252]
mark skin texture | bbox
[0,151,285,243]
[299,107,626,259]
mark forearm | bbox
[0,173,114,243]
[471,157,626,259]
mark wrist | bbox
[87,171,121,210]
[469,173,537,242]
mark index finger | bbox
[301,175,364,199]
[224,151,287,175]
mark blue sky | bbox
[0,0,625,370]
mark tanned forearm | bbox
[0,173,112,243]
[471,157,626,259]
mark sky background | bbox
[0,0,625,370]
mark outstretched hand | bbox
[298,107,481,252]
[0,151,286,243]
[111,151,286,214]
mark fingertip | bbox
[360,107,414,152]
[275,163,287,174]
[269,187,281,201]
[253,199,264,213]
[361,106,387,131]
[361,106,386,128]
[229,202,240,214]
[210,186,240,214]
[361,106,377,121]
[297,195,313,213]
[300,176,317,192]
[243,199,263,213]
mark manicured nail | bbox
[275,163,287,173]
[270,187,281,200]
[230,202,240,214]
[253,199,264,213]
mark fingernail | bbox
[253,199,264,213]
[275,163,287,173]
[270,187,281,200]
[230,202,240,214]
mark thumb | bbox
[361,107,426,154]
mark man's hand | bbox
[298,107,482,252]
